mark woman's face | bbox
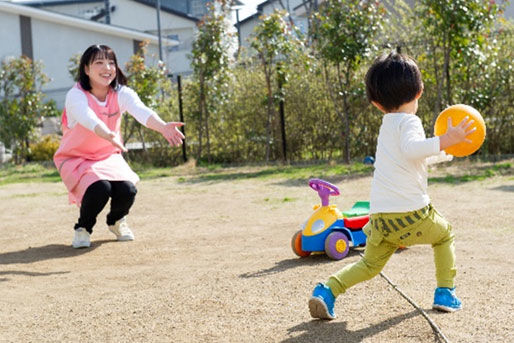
[85,57,116,89]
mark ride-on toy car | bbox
[291,179,370,260]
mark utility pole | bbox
[104,0,110,24]
[156,0,163,61]
[235,8,241,58]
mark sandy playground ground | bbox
[0,160,513,342]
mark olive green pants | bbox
[326,204,456,297]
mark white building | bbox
[237,0,308,52]
[0,1,181,107]
[13,0,202,75]
[237,0,514,54]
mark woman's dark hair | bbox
[365,52,423,112]
[78,44,127,91]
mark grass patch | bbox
[263,196,298,204]
[429,162,512,184]
[0,163,60,185]
[184,163,373,183]
[1,159,511,186]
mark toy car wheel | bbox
[324,232,350,260]
[291,230,311,257]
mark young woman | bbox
[54,44,184,248]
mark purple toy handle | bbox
[308,178,340,206]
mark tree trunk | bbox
[444,32,452,106]
[339,64,351,164]
[323,63,349,163]
[431,39,443,133]
[198,75,205,160]
[263,60,274,163]
[205,98,211,163]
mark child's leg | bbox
[326,232,397,297]
[106,181,137,225]
[431,211,456,288]
[76,180,111,234]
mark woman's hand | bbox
[146,115,185,147]
[106,132,128,152]
[159,122,185,147]
[94,124,127,152]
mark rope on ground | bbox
[359,253,451,343]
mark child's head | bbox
[365,52,423,113]
[78,44,127,91]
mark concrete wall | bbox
[0,3,168,109]
[32,18,138,105]
[40,0,198,75]
[112,0,197,74]
[0,12,22,60]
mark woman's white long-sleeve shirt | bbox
[64,85,156,131]
[370,112,452,214]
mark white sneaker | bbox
[108,217,134,241]
[72,228,91,248]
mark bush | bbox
[29,134,60,161]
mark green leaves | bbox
[0,56,49,163]
[313,0,383,69]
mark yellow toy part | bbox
[434,104,486,157]
[302,205,343,237]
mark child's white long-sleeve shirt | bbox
[370,112,452,214]
[64,85,157,131]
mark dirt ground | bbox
[1,161,513,343]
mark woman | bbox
[54,44,184,248]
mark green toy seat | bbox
[342,201,370,217]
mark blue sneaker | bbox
[309,283,336,320]
[433,287,462,312]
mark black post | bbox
[156,0,163,61]
[278,66,287,161]
[235,8,241,58]
[104,0,110,24]
[177,75,187,162]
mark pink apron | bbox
[53,83,139,206]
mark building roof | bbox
[238,0,270,25]
[12,0,199,22]
[0,1,179,46]
[12,0,103,6]
[130,0,198,22]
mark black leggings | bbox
[75,180,137,233]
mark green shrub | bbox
[29,134,60,161]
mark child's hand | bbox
[160,122,185,147]
[439,116,476,151]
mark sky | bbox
[236,0,264,21]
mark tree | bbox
[190,1,231,163]
[250,10,304,162]
[0,56,49,163]
[415,0,503,124]
[312,0,383,164]
[124,42,173,162]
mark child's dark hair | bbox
[365,52,423,112]
[78,44,127,91]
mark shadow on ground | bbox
[491,184,514,192]
[0,240,114,265]
[0,270,70,282]
[239,250,363,278]
[282,310,444,343]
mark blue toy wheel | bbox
[324,232,350,260]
